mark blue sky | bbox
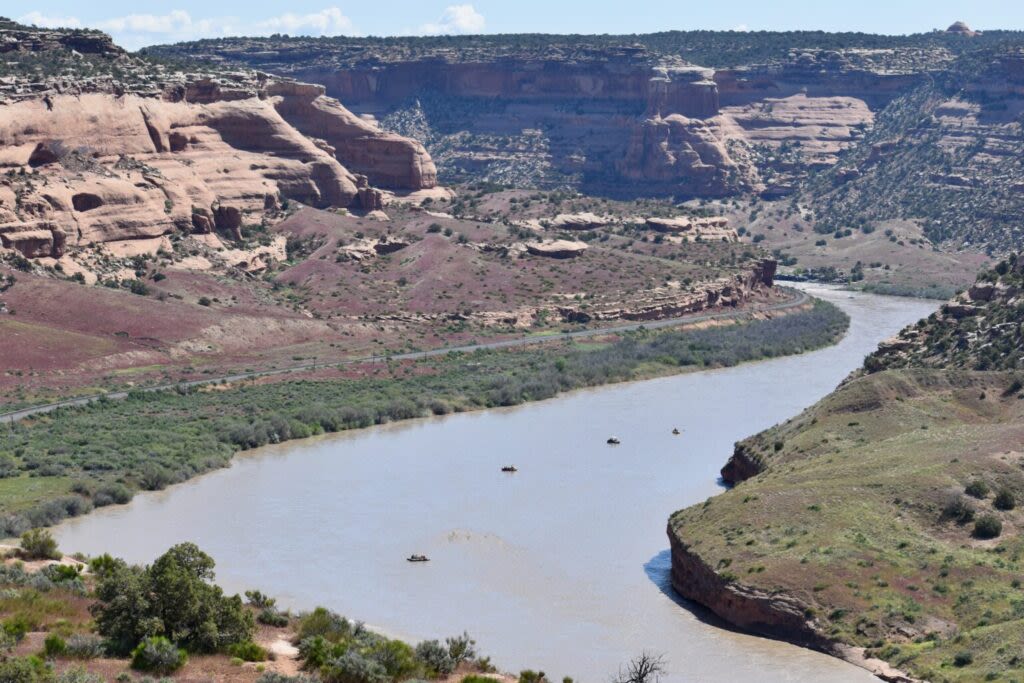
[11,1,1024,50]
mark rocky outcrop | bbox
[619,115,755,196]
[546,212,611,230]
[0,74,439,258]
[946,21,978,37]
[667,528,825,648]
[526,239,588,259]
[0,21,439,259]
[645,216,737,242]
[0,90,357,252]
[720,441,766,484]
[667,527,919,683]
[0,20,123,57]
[267,80,436,190]
[558,259,776,323]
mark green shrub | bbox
[369,639,418,679]
[297,636,333,670]
[56,668,106,683]
[4,615,32,642]
[130,636,187,674]
[256,674,319,683]
[227,641,267,662]
[942,496,975,524]
[0,655,50,683]
[965,480,990,499]
[20,529,60,560]
[993,488,1016,511]
[258,608,289,627]
[297,607,351,643]
[93,484,132,507]
[64,634,105,659]
[43,633,67,657]
[245,590,276,609]
[953,651,974,667]
[414,639,454,675]
[321,650,389,683]
[974,514,1002,539]
[519,671,550,683]
[446,631,477,664]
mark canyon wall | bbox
[322,53,891,196]
[167,40,927,197]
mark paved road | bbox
[1,287,809,424]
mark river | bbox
[53,285,937,682]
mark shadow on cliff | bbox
[643,548,749,636]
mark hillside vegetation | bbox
[148,29,1024,70]
[669,256,1024,681]
[806,49,1024,254]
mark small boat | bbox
[407,554,430,563]
[501,466,518,473]
[672,428,680,435]
[607,436,620,445]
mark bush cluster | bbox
[91,543,253,656]
[295,607,479,683]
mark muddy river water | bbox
[54,286,937,682]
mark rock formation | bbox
[154,35,963,198]
[525,239,588,258]
[266,80,436,190]
[0,20,438,259]
[546,212,611,230]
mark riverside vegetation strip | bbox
[0,299,848,537]
[0,537,501,683]
[668,255,1024,682]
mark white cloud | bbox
[419,4,485,35]
[732,23,750,32]
[17,11,83,29]
[21,7,357,51]
[255,7,355,35]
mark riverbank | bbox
[668,259,1024,682]
[2,295,847,538]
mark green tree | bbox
[91,560,161,655]
[146,543,252,652]
[91,543,253,655]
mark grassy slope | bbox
[670,258,1024,681]
[0,299,847,536]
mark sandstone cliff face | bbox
[618,114,755,196]
[0,75,438,257]
[160,39,934,198]
[267,80,436,190]
[314,53,892,197]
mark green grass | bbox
[0,477,74,515]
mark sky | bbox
[8,0,1024,50]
